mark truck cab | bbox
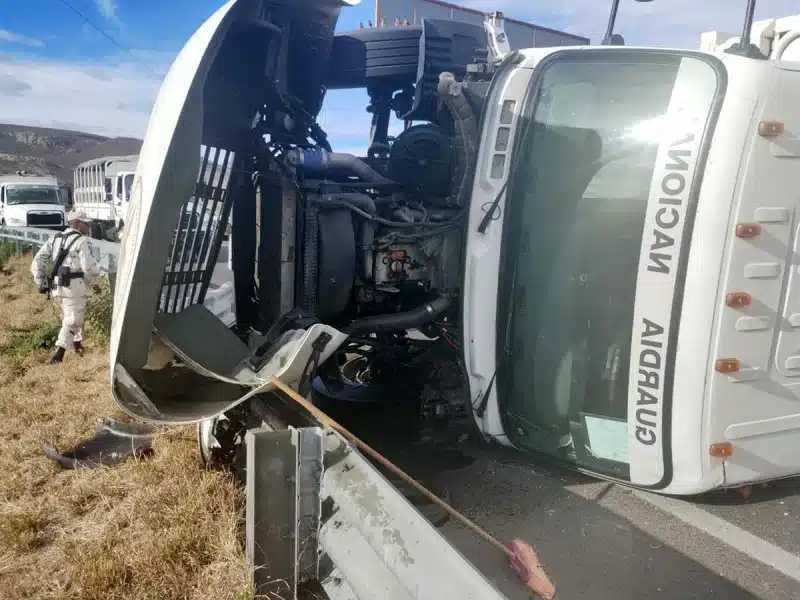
[0,173,67,230]
[108,0,800,496]
[106,158,138,234]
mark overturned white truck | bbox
[112,0,800,522]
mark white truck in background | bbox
[107,157,138,237]
[72,155,138,239]
[0,172,67,230]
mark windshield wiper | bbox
[476,180,508,234]
[475,257,518,418]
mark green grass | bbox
[0,321,61,360]
[0,240,18,266]
[86,277,114,342]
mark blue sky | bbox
[0,0,797,146]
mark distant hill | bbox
[0,124,142,184]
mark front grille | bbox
[27,212,63,227]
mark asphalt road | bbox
[213,242,800,599]
[391,442,800,600]
[211,241,230,287]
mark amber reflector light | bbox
[710,442,734,458]
[736,223,761,238]
[726,292,752,308]
[715,358,741,373]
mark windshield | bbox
[124,174,134,201]
[496,53,721,484]
[5,185,62,205]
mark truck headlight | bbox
[7,217,25,225]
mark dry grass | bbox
[0,254,251,600]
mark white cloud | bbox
[0,53,162,138]
[0,29,44,47]
[4,1,800,141]
[94,0,120,24]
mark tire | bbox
[311,356,422,446]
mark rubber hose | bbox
[288,149,395,186]
[438,72,479,207]
[345,296,452,335]
[322,192,376,215]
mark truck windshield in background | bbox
[6,185,62,205]
[496,52,722,484]
[124,174,134,200]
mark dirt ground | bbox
[0,252,251,600]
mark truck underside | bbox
[109,0,499,458]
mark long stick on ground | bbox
[269,376,513,557]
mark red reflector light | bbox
[715,358,741,374]
[758,121,784,137]
[726,292,752,308]
[736,223,761,238]
[710,442,734,458]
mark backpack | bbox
[46,231,82,291]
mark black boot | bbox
[48,347,66,364]
[73,341,84,357]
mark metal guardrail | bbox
[0,225,236,327]
[246,425,508,600]
[0,225,119,275]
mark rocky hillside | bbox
[0,124,142,184]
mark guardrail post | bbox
[245,423,507,600]
[245,426,323,599]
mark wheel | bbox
[313,354,416,414]
[196,413,247,474]
[196,418,220,468]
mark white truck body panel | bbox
[701,13,800,61]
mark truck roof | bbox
[75,154,139,170]
[0,174,59,186]
[106,159,138,177]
